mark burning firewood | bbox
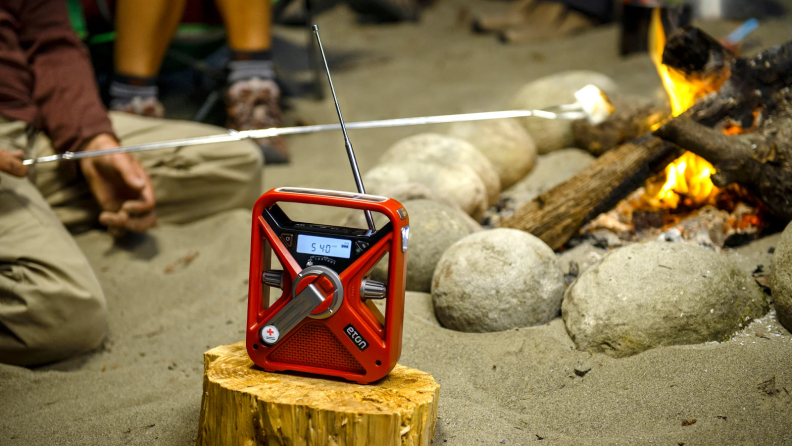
[653,26,792,222]
[501,16,790,250]
[572,98,670,156]
[498,135,681,250]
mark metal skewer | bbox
[21,87,612,167]
[22,106,588,166]
[312,25,376,232]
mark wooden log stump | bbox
[195,342,440,446]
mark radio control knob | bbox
[360,279,386,300]
[262,270,284,289]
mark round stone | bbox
[369,199,481,292]
[431,228,565,332]
[509,71,618,154]
[562,241,769,357]
[448,118,537,189]
[363,161,488,220]
[771,221,792,332]
[379,133,501,206]
[502,148,595,205]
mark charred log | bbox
[573,98,670,156]
[662,26,734,79]
[655,30,792,221]
[655,111,792,221]
[499,136,682,250]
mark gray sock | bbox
[227,59,276,84]
[109,81,159,109]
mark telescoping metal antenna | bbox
[312,25,376,232]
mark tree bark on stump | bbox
[498,135,682,250]
[195,342,440,446]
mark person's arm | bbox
[16,0,115,153]
[14,0,156,234]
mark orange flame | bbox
[645,9,721,209]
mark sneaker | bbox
[226,78,290,164]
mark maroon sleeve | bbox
[16,0,115,153]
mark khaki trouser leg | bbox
[0,113,262,365]
[32,112,264,228]
[0,172,107,366]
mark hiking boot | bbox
[226,77,290,164]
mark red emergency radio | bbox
[245,26,409,384]
[246,188,409,383]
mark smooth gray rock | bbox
[563,242,769,357]
[379,133,501,206]
[370,199,481,292]
[724,233,780,276]
[510,71,618,154]
[483,149,595,227]
[504,148,595,206]
[557,242,608,276]
[771,221,792,332]
[363,161,488,220]
[448,119,537,189]
[431,228,565,332]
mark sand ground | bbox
[2,1,792,444]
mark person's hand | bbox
[79,134,156,236]
[0,150,28,178]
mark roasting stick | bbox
[22,85,613,167]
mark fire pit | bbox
[497,13,792,253]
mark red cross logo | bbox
[267,328,274,336]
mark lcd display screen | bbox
[296,234,352,258]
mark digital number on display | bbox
[296,234,352,259]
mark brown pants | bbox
[0,112,262,366]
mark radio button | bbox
[262,270,284,289]
[280,233,294,247]
[361,279,386,300]
[354,240,370,255]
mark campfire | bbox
[497,14,792,253]
[643,8,724,211]
[574,11,781,249]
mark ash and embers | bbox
[577,185,771,250]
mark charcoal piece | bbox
[633,210,665,231]
[723,232,758,248]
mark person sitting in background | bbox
[111,0,289,164]
[0,0,262,367]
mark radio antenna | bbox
[312,25,376,232]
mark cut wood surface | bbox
[499,135,681,249]
[195,342,440,446]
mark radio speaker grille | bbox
[270,323,365,374]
